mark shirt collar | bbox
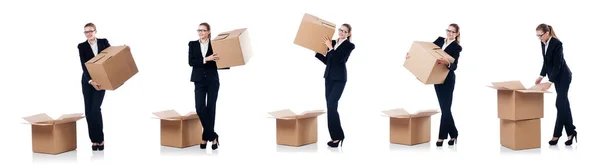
[545,37,552,46]
[88,38,98,45]
[200,38,210,44]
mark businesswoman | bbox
[406,23,462,147]
[535,24,577,146]
[315,23,355,148]
[77,23,109,151]
[189,22,223,150]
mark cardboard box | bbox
[382,108,439,145]
[404,41,456,84]
[268,109,325,147]
[22,113,85,154]
[293,13,336,55]
[211,28,253,68]
[152,110,202,148]
[85,46,138,90]
[500,119,541,150]
[488,81,552,121]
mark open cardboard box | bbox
[488,81,552,121]
[381,108,439,145]
[211,28,253,69]
[22,113,85,154]
[404,41,456,84]
[152,110,202,148]
[268,109,325,147]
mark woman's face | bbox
[446,26,458,39]
[338,26,349,39]
[536,30,549,41]
[84,26,96,40]
[197,25,210,40]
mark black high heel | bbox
[91,144,98,151]
[98,142,104,151]
[548,137,560,145]
[327,138,344,148]
[565,132,577,146]
[448,138,457,145]
[211,135,219,150]
[436,140,444,147]
[200,141,207,149]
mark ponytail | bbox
[548,25,558,39]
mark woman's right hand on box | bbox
[90,81,101,90]
[405,52,410,59]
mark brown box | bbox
[268,109,325,147]
[22,113,85,154]
[500,119,541,150]
[85,45,138,90]
[404,41,456,84]
[211,28,253,68]
[293,13,336,55]
[382,108,439,145]
[488,81,552,121]
[153,110,202,148]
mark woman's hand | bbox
[323,36,333,50]
[206,54,219,61]
[90,81,101,91]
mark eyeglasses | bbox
[197,29,208,32]
[536,32,546,38]
[338,28,348,33]
[446,29,456,33]
[84,30,95,34]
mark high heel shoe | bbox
[548,137,560,145]
[91,144,98,151]
[327,138,344,148]
[448,138,457,146]
[98,142,104,151]
[565,131,577,146]
[200,141,207,149]
[436,140,443,147]
[211,135,219,150]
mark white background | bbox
[0,0,597,164]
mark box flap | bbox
[152,110,183,120]
[23,113,54,125]
[297,110,325,119]
[411,109,440,118]
[381,108,411,118]
[88,46,128,64]
[182,112,199,120]
[303,13,335,30]
[268,109,298,119]
[489,81,526,90]
[55,113,85,124]
[413,41,455,63]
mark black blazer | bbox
[433,37,462,73]
[188,40,219,82]
[315,39,355,81]
[78,38,110,84]
[540,37,571,82]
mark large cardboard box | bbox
[211,28,253,68]
[500,119,541,150]
[152,110,202,148]
[22,113,85,154]
[404,41,456,84]
[268,109,325,147]
[488,81,552,121]
[293,13,336,55]
[382,108,439,145]
[85,45,138,90]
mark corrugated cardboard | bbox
[211,28,253,68]
[153,110,202,148]
[293,13,336,55]
[382,108,439,145]
[85,46,138,90]
[22,113,85,154]
[404,41,456,84]
[268,109,325,147]
[488,81,552,121]
[500,119,541,150]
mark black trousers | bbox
[325,79,346,140]
[194,80,220,141]
[553,74,576,137]
[434,73,458,140]
[82,82,106,143]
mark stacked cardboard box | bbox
[152,110,202,148]
[211,28,253,68]
[268,109,325,147]
[404,41,455,84]
[22,113,85,154]
[488,81,552,150]
[381,108,439,145]
[85,45,138,90]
